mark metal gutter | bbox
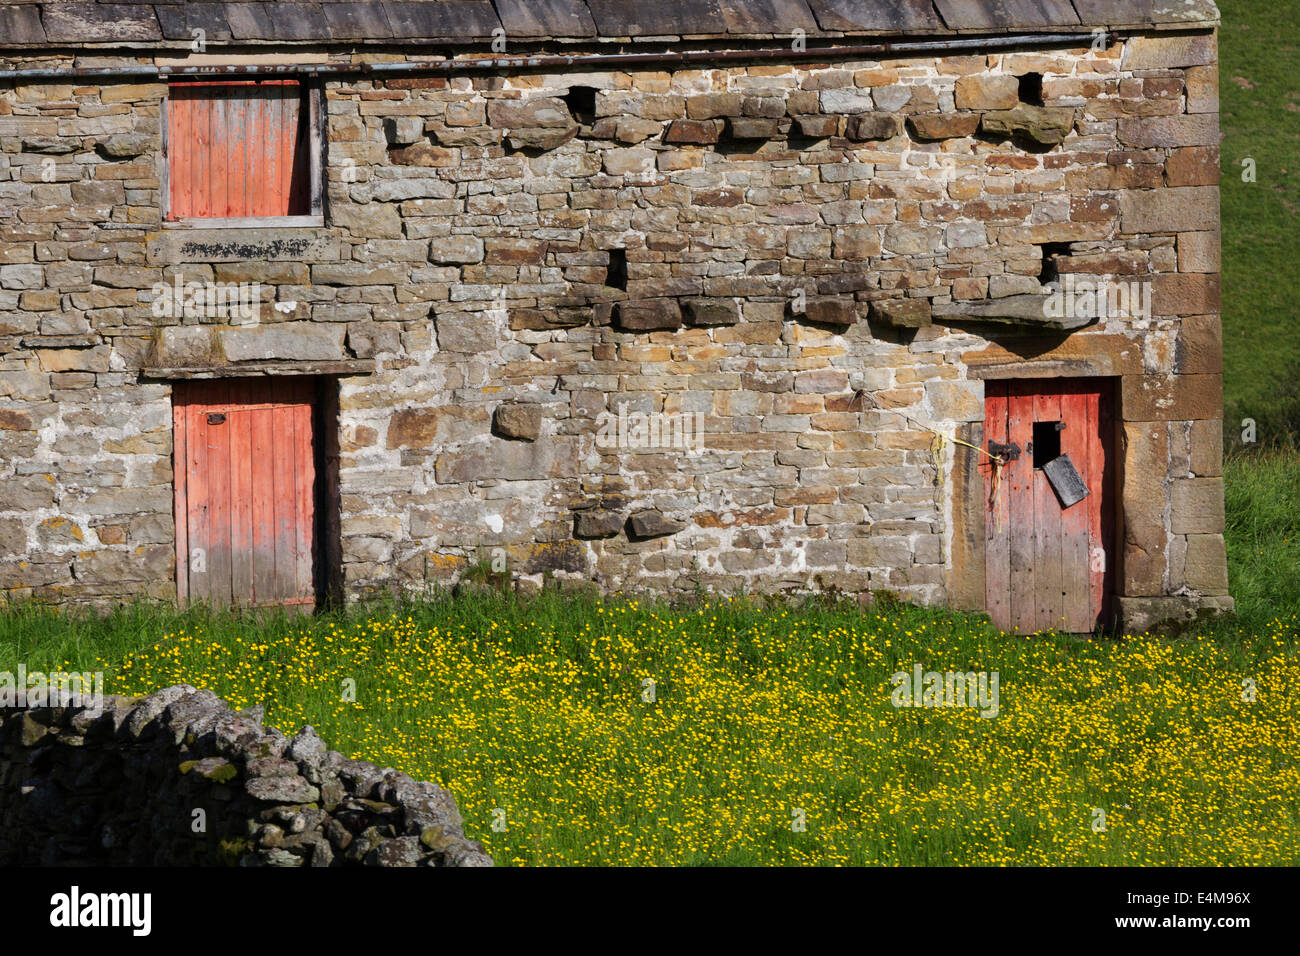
[0,31,1113,81]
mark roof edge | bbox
[0,1,1221,53]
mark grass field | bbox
[1,3,1297,867]
[1218,0,1300,444]
[2,449,1297,866]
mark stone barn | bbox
[0,0,1230,632]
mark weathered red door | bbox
[166,79,311,219]
[173,378,318,608]
[983,378,1115,633]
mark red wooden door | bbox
[167,79,311,219]
[983,378,1115,633]
[173,378,318,608]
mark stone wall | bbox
[0,32,1230,626]
[0,684,492,866]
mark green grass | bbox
[1223,449,1300,621]
[1218,0,1300,445]
[2,448,1297,866]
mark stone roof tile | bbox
[0,3,45,45]
[494,0,597,37]
[585,0,728,38]
[155,4,235,42]
[381,1,502,39]
[0,0,1222,49]
[933,0,1079,31]
[718,0,820,35]
[41,2,162,43]
[322,1,394,39]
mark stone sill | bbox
[141,360,374,380]
[161,216,325,230]
[146,226,341,263]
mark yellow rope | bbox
[853,388,1007,531]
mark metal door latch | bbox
[987,440,1020,461]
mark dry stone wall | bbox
[0,684,492,866]
[0,31,1230,627]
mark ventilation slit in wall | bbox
[563,86,599,126]
[605,248,628,292]
[1038,242,1071,285]
[1018,72,1044,106]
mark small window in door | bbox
[164,78,322,226]
[1032,421,1061,468]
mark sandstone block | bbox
[797,297,857,328]
[686,93,744,119]
[219,324,346,364]
[1183,533,1229,594]
[870,298,932,328]
[1170,477,1225,533]
[484,238,546,266]
[1185,65,1218,114]
[0,475,56,511]
[664,119,722,145]
[794,368,849,394]
[98,133,152,158]
[147,326,219,368]
[954,75,1019,110]
[1119,186,1219,234]
[907,113,980,140]
[819,88,875,114]
[614,299,682,332]
[725,117,780,139]
[1189,419,1223,477]
[1177,231,1220,273]
[832,224,882,259]
[436,311,499,353]
[1122,374,1222,421]
[925,381,982,422]
[1165,146,1220,187]
[386,406,490,449]
[603,147,656,176]
[614,117,663,144]
[1118,115,1218,149]
[681,298,741,327]
[844,112,901,140]
[574,510,623,539]
[330,202,403,239]
[979,105,1075,146]
[1153,273,1220,318]
[430,236,484,264]
[493,404,542,442]
[1121,33,1216,71]
[1175,315,1223,375]
[794,114,839,138]
[384,116,424,146]
[1121,420,1168,596]
[509,307,590,331]
[435,437,572,484]
[628,512,685,539]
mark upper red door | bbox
[167,79,312,219]
[173,378,318,609]
[982,378,1115,633]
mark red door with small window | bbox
[173,379,318,609]
[982,378,1116,633]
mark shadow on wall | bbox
[0,685,492,867]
